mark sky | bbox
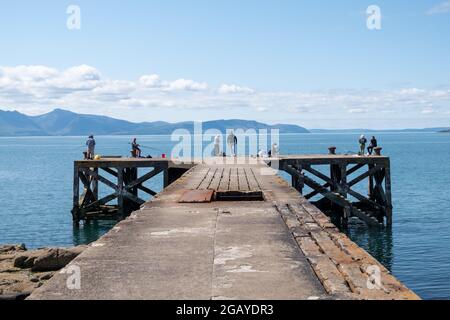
[0,0,449,129]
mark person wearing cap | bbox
[86,135,96,160]
[358,135,367,156]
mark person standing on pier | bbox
[86,135,96,160]
[227,131,237,157]
[358,135,367,156]
[213,134,221,156]
[367,136,378,155]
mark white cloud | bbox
[347,108,369,114]
[139,74,161,88]
[166,78,208,91]
[139,74,207,91]
[218,84,254,94]
[1,64,450,124]
[427,1,450,15]
[421,108,435,114]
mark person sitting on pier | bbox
[131,138,142,158]
[358,135,367,156]
[367,136,378,155]
[86,135,96,160]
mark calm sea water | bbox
[0,133,449,299]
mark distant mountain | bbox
[0,110,46,136]
[0,109,310,136]
[310,127,450,133]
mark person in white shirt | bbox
[214,134,221,156]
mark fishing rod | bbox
[128,142,162,152]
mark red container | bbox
[162,153,166,159]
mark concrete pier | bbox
[29,158,418,300]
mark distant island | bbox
[0,109,309,136]
[0,108,448,137]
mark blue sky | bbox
[0,0,449,128]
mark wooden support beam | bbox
[348,165,381,187]
[92,168,99,200]
[137,185,157,196]
[384,163,393,226]
[101,167,118,177]
[82,193,118,212]
[302,176,349,208]
[340,164,347,198]
[368,164,375,199]
[117,167,124,217]
[125,168,162,190]
[304,163,357,199]
[346,188,384,211]
[303,165,334,186]
[284,164,304,194]
[72,164,80,222]
[305,182,330,199]
[346,163,365,176]
[82,168,118,190]
[122,190,145,206]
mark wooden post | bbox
[340,164,347,198]
[297,165,304,195]
[330,164,341,192]
[368,164,374,199]
[384,162,393,226]
[288,164,304,195]
[163,168,169,188]
[117,167,124,218]
[92,168,99,201]
[72,164,80,223]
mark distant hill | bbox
[310,127,450,133]
[0,110,47,136]
[0,109,310,136]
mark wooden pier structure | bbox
[29,154,419,300]
[72,154,393,228]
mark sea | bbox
[0,132,449,299]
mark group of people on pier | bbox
[83,133,379,160]
[359,135,378,156]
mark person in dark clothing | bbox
[85,135,96,160]
[131,138,142,158]
[367,136,378,155]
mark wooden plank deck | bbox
[31,158,418,300]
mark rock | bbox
[0,291,32,301]
[39,273,54,281]
[0,244,27,254]
[2,244,87,298]
[13,249,48,269]
[31,246,87,272]
[30,277,39,283]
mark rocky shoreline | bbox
[0,244,87,300]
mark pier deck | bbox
[30,159,418,300]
